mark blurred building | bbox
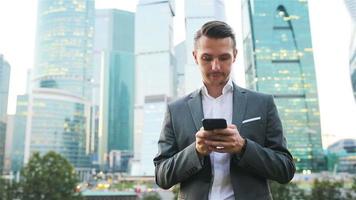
[0,54,10,173]
[183,0,226,94]
[345,0,356,101]
[0,121,5,173]
[8,95,28,173]
[0,55,10,122]
[132,0,176,176]
[3,115,14,173]
[24,0,95,171]
[242,0,325,172]
[108,150,133,173]
[28,89,92,168]
[174,41,186,97]
[94,9,135,172]
[327,139,356,174]
[140,95,169,175]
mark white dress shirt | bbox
[202,78,235,200]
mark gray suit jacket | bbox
[153,83,295,200]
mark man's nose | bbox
[211,58,221,71]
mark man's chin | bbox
[207,79,228,86]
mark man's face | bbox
[193,35,237,88]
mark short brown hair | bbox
[194,20,236,50]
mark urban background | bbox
[0,0,355,199]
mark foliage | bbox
[112,181,135,190]
[345,177,356,200]
[310,178,343,200]
[20,151,82,200]
[142,191,161,200]
[0,176,21,200]
[270,181,306,200]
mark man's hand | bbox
[195,127,213,157]
[205,124,246,154]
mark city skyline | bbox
[0,0,355,149]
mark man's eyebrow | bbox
[219,53,231,57]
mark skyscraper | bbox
[174,41,187,97]
[0,55,10,122]
[94,9,135,172]
[0,54,10,172]
[345,0,356,101]
[33,0,95,98]
[183,0,226,94]
[9,95,28,172]
[25,0,95,170]
[327,139,356,173]
[132,0,175,175]
[242,0,324,172]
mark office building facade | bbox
[0,55,11,172]
[242,0,325,172]
[94,9,135,171]
[26,0,95,169]
[132,0,175,175]
[345,0,356,100]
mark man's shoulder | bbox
[168,89,200,108]
[235,85,272,100]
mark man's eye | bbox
[202,56,212,61]
[219,56,230,61]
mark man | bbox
[153,21,295,200]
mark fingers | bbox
[195,128,212,156]
[205,140,234,149]
[228,124,237,129]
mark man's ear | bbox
[192,51,198,64]
[233,49,238,62]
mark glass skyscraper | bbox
[25,0,95,169]
[0,55,10,122]
[0,121,5,172]
[183,0,226,94]
[10,95,28,172]
[94,9,135,172]
[33,0,95,98]
[132,0,175,175]
[242,0,325,172]
[174,41,186,97]
[0,54,10,172]
[345,0,356,100]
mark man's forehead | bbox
[196,36,234,49]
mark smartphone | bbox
[202,118,227,131]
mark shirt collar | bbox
[201,77,233,98]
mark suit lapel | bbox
[188,89,204,131]
[232,83,247,132]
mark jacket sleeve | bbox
[153,104,204,189]
[233,95,296,184]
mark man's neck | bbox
[204,79,229,98]
[206,86,224,98]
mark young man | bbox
[154,21,295,200]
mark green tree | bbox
[142,191,161,200]
[345,177,356,200]
[20,151,82,200]
[0,177,21,200]
[310,178,343,200]
[270,181,306,200]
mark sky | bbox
[0,0,355,148]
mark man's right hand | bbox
[195,127,212,157]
